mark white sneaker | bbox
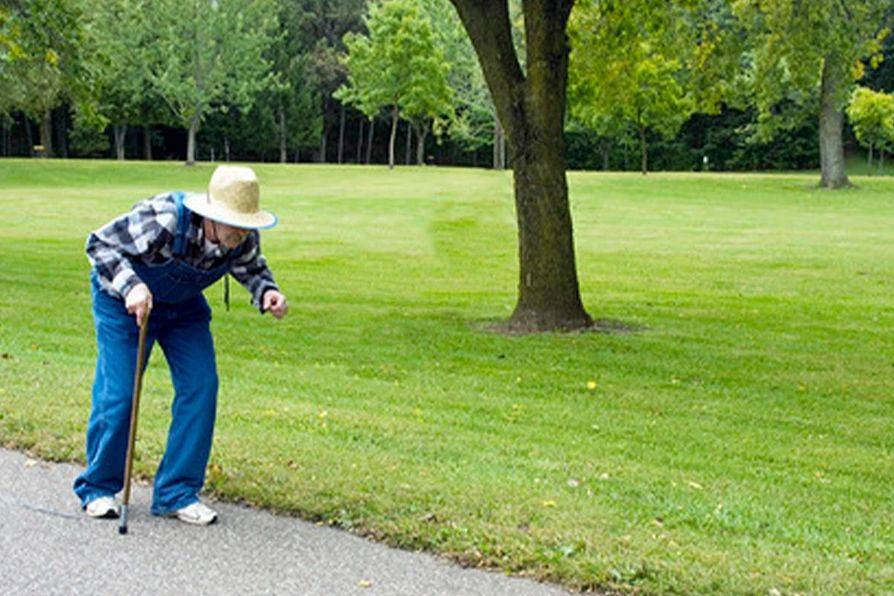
[85,496,120,519]
[171,501,218,526]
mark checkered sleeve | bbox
[229,232,280,311]
[85,194,179,299]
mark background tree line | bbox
[1,0,893,178]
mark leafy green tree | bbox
[0,0,99,156]
[847,86,894,174]
[0,5,25,120]
[421,0,521,168]
[145,0,278,165]
[268,1,323,163]
[449,0,592,332]
[85,0,156,160]
[569,0,740,174]
[334,71,382,163]
[734,0,889,188]
[339,0,452,169]
[288,0,365,162]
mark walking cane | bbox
[119,314,149,535]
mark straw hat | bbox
[184,166,278,229]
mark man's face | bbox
[214,222,252,249]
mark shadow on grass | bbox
[475,317,646,336]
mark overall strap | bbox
[170,192,191,257]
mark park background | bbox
[3,0,894,177]
[2,1,894,594]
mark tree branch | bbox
[448,0,526,140]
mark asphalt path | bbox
[0,448,568,595]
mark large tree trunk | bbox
[337,103,346,164]
[143,125,153,160]
[819,55,850,188]
[114,124,127,160]
[186,117,198,166]
[451,0,591,332]
[39,110,54,157]
[366,118,374,164]
[388,106,398,170]
[278,106,287,164]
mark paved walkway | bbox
[0,448,567,595]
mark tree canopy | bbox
[338,0,452,168]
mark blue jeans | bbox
[73,280,219,515]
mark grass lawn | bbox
[0,159,892,594]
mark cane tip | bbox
[118,525,128,535]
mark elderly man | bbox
[73,165,287,526]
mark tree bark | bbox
[39,110,54,157]
[186,117,198,166]
[224,137,230,162]
[388,106,398,170]
[366,117,374,164]
[818,54,850,188]
[278,106,287,164]
[114,124,127,160]
[450,0,591,332]
[601,138,610,170]
[337,103,346,164]
[144,125,153,160]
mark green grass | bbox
[1,159,892,594]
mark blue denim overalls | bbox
[74,192,245,515]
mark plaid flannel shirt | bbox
[86,192,279,308]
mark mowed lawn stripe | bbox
[0,160,891,593]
